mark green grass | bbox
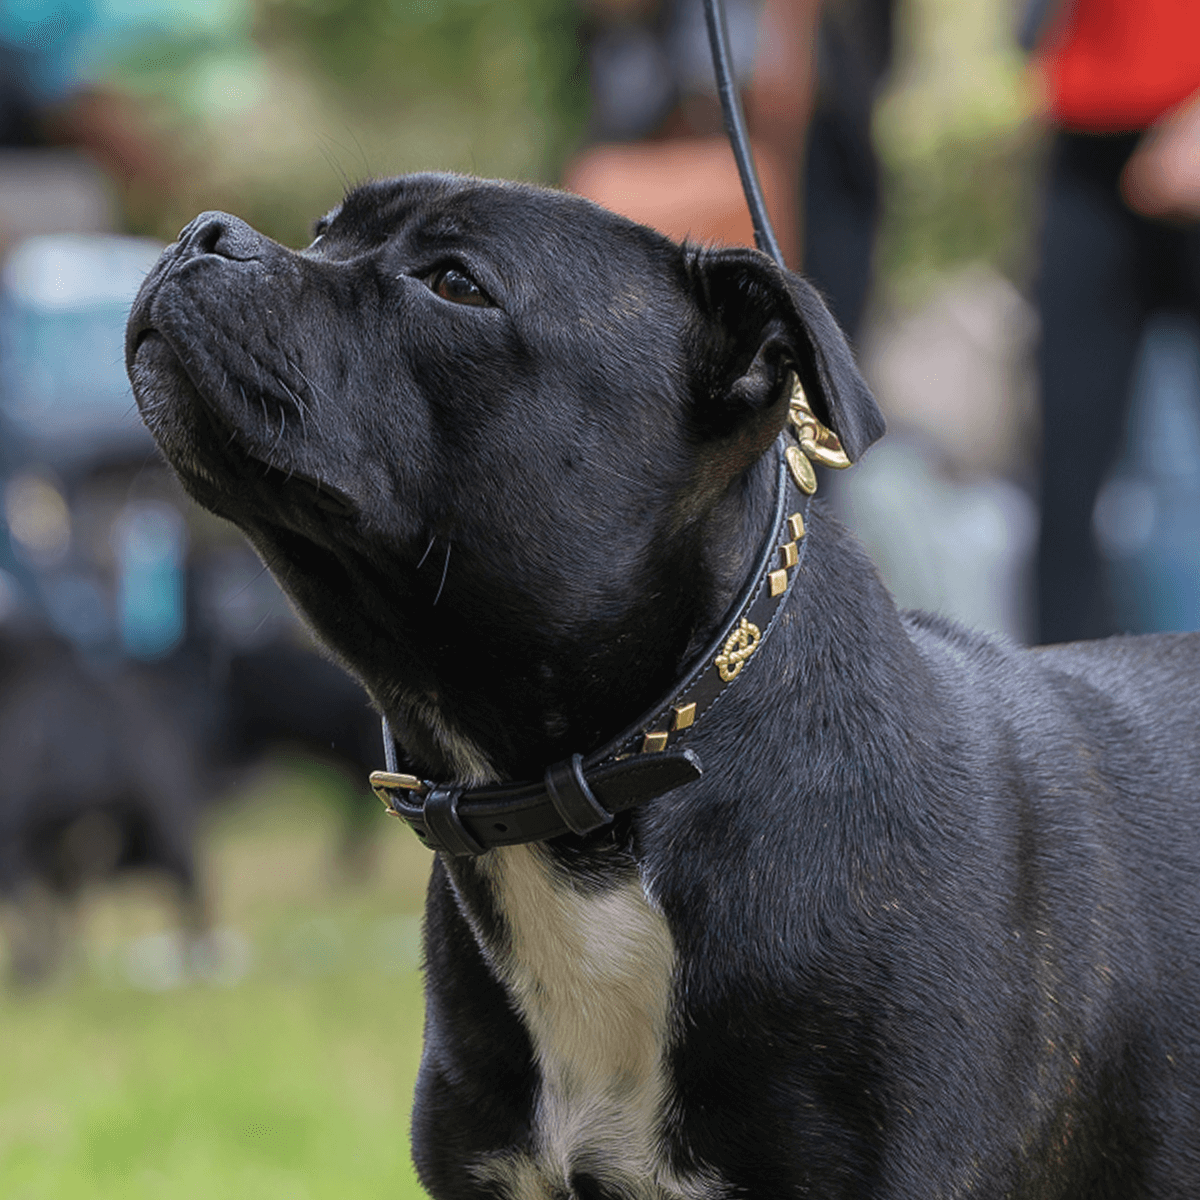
[0,762,437,1198]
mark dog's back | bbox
[901,615,1200,1193]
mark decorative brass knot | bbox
[715,617,762,682]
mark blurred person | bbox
[792,0,893,339]
[566,0,894,341]
[1027,0,1200,643]
[565,0,805,259]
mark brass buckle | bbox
[369,771,429,815]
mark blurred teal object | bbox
[0,0,255,102]
[1094,314,1200,632]
[113,499,187,660]
[42,569,112,647]
[0,233,163,464]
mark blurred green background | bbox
[0,0,1038,1195]
[109,0,590,249]
[1,762,435,1199]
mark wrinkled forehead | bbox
[319,173,686,306]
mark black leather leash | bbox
[367,0,828,855]
[371,433,813,855]
[702,0,784,265]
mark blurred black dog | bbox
[0,632,205,979]
[127,174,1200,1199]
[0,626,380,982]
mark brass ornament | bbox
[769,568,788,598]
[642,730,669,753]
[715,617,762,683]
[787,511,806,540]
[788,377,851,471]
[780,541,799,569]
[785,444,818,495]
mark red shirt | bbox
[1040,0,1200,131]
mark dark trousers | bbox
[802,102,881,346]
[1035,130,1200,644]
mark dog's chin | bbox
[129,332,221,488]
[130,332,357,523]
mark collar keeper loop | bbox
[423,785,485,856]
[544,753,612,835]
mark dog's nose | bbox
[177,211,266,262]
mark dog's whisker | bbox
[220,561,272,610]
[276,371,311,414]
[276,376,311,438]
[416,536,437,570]
[433,541,452,606]
[288,359,331,406]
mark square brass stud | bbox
[671,702,696,731]
[780,541,799,569]
[642,730,669,753]
[787,512,806,540]
[769,568,788,597]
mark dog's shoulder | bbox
[1031,631,1200,755]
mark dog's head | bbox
[128,173,883,779]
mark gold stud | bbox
[671,702,696,731]
[780,541,798,569]
[642,730,669,753]
[769,568,788,597]
[785,444,818,495]
[787,512,805,540]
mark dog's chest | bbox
[467,844,720,1200]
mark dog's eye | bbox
[429,267,490,307]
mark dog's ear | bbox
[687,246,885,462]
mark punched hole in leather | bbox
[422,785,486,857]
[544,753,613,836]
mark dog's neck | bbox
[378,444,790,786]
[371,438,943,865]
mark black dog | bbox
[127,174,1200,1199]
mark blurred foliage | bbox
[261,0,583,128]
[871,0,1045,302]
[111,0,587,248]
[257,0,588,181]
[876,123,1045,299]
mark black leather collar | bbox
[370,433,811,855]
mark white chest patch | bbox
[468,844,722,1200]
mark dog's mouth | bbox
[130,328,357,523]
